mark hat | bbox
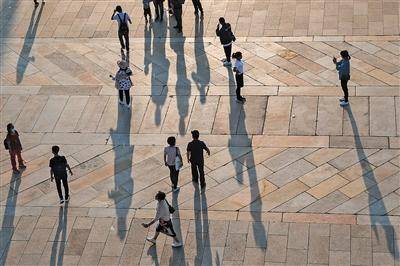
[117,60,128,69]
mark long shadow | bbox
[170,36,191,135]
[109,102,134,240]
[0,171,22,263]
[16,3,44,84]
[151,18,169,126]
[227,68,267,249]
[169,192,186,265]
[191,16,209,104]
[193,184,212,266]
[147,245,159,266]
[144,22,152,76]
[50,205,68,266]
[345,106,399,260]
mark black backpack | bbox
[52,157,67,176]
[3,138,9,150]
[118,13,129,34]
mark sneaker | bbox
[223,61,232,67]
[241,97,246,102]
[339,98,346,102]
[34,1,39,6]
[65,195,70,202]
[59,199,64,205]
[118,99,124,105]
[236,99,244,104]
[173,25,179,29]
[177,29,182,33]
[340,101,349,107]
[172,241,183,248]
[146,237,156,244]
[19,165,26,169]
[173,187,180,193]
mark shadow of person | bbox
[170,36,191,135]
[191,15,209,104]
[108,102,134,240]
[0,169,24,263]
[16,3,44,84]
[169,191,186,265]
[226,67,267,249]
[50,205,68,266]
[120,49,130,64]
[144,22,152,76]
[151,17,169,126]
[345,106,399,260]
[147,244,160,266]
[192,183,211,265]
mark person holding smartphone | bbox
[216,17,236,67]
[333,50,351,107]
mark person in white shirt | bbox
[232,51,245,103]
[164,136,182,192]
[111,6,132,51]
[142,191,183,248]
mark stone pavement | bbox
[0,0,400,265]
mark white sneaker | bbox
[126,102,131,109]
[173,187,180,193]
[146,237,156,244]
[223,61,232,67]
[340,101,349,107]
[339,98,346,102]
[172,241,183,248]
[118,100,124,105]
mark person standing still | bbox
[192,0,203,17]
[111,60,133,108]
[333,50,351,107]
[111,6,132,51]
[164,137,182,192]
[143,0,152,23]
[172,0,183,33]
[216,18,236,66]
[232,51,246,103]
[187,130,210,189]
[153,0,164,21]
[4,123,26,174]
[49,146,73,205]
[33,0,45,7]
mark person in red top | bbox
[4,123,26,174]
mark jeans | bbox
[119,89,130,105]
[223,44,232,62]
[55,175,69,200]
[9,150,24,171]
[191,162,205,186]
[340,78,349,102]
[174,8,182,30]
[118,30,129,50]
[168,165,179,189]
[154,1,164,20]
[192,0,203,13]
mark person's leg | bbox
[9,151,17,171]
[61,176,69,199]
[198,163,205,187]
[168,165,175,188]
[124,31,130,51]
[154,2,160,19]
[158,2,164,21]
[236,84,242,101]
[54,177,63,200]
[16,151,25,168]
[341,78,349,102]
[192,0,199,13]
[223,44,232,63]
[118,31,125,49]
[191,162,199,182]
[119,90,124,103]
[176,8,182,31]
[197,0,203,13]
[124,89,130,106]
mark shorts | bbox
[156,219,176,237]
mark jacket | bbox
[216,24,235,45]
[336,59,350,80]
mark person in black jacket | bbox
[216,17,235,66]
[186,130,210,189]
[49,146,73,205]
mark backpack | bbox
[3,138,9,150]
[219,27,235,45]
[52,157,67,176]
[118,13,129,34]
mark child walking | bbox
[232,52,245,103]
[143,0,152,23]
[333,50,351,107]
[164,136,183,192]
[111,60,133,108]
[4,123,26,174]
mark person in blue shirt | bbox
[333,50,351,107]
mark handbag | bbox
[174,147,183,171]
[165,199,175,213]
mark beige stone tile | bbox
[263,96,292,135]
[212,96,242,135]
[299,163,339,187]
[370,97,397,137]
[187,96,219,134]
[14,95,48,132]
[317,96,343,135]
[307,174,349,199]
[54,96,89,133]
[289,96,318,135]
[342,97,370,136]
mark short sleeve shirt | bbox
[112,12,130,27]
[234,60,244,74]
[187,140,207,164]
[49,156,68,177]
[155,200,170,221]
[164,146,180,166]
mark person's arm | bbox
[142,203,160,227]
[203,142,210,156]
[216,25,220,36]
[127,14,132,24]
[164,150,168,166]
[111,10,116,20]
[64,157,73,175]
[50,169,54,182]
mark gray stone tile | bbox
[372,225,395,253]
[307,235,329,264]
[223,234,247,261]
[351,237,372,265]
[329,251,350,265]
[243,247,266,265]
[287,223,309,250]
[272,192,316,212]
[262,148,316,172]
[65,229,91,256]
[286,248,307,265]
[302,191,350,213]
[87,217,113,243]
[246,221,269,248]
[265,235,287,263]
[268,222,289,236]
[330,225,350,251]
[119,243,144,266]
[11,216,38,241]
[23,228,53,254]
[78,242,104,266]
[310,223,330,236]
[266,159,316,187]
[351,225,372,238]
[228,220,249,234]
[373,252,395,265]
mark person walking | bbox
[33,0,45,7]
[49,146,73,205]
[164,137,183,192]
[4,124,26,174]
[232,51,246,103]
[187,130,210,189]
[153,0,164,21]
[333,50,351,107]
[111,6,132,51]
[172,0,183,33]
[216,17,236,66]
[142,191,183,248]
[111,60,133,108]
[143,0,152,23]
[192,0,203,17]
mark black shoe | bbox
[65,195,70,202]
[34,1,39,7]
[155,16,159,21]
[173,25,179,29]
[59,199,64,205]
[192,179,198,183]
[177,29,182,33]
